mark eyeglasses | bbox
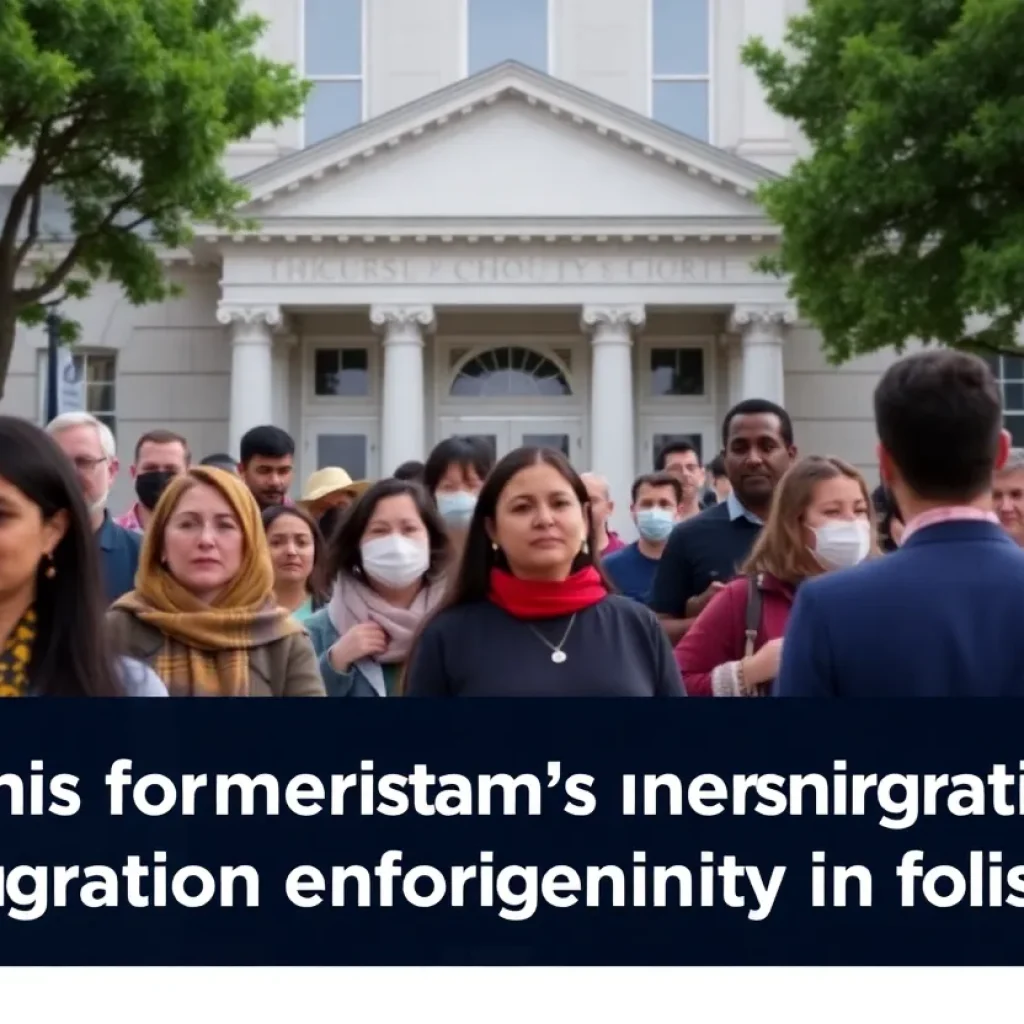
[71,455,108,472]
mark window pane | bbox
[316,434,367,477]
[85,355,115,383]
[315,348,369,396]
[1006,416,1024,448]
[649,348,705,396]
[654,433,703,462]
[652,0,709,76]
[1004,355,1024,381]
[653,80,709,140]
[1005,383,1024,411]
[86,381,115,413]
[468,0,548,74]
[305,81,362,145]
[305,0,361,76]
[522,433,570,458]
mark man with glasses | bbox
[46,412,141,603]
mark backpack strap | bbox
[743,573,765,659]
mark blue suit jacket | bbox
[776,520,1024,696]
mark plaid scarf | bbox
[0,607,36,698]
[112,467,304,697]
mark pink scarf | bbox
[327,573,445,664]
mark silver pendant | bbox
[551,650,567,664]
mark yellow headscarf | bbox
[112,466,303,696]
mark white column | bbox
[217,304,281,458]
[728,304,795,407]
[371,305,434,474]
[721,334,745,408]
[582,304,645,539]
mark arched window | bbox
[451,346,571,398]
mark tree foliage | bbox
[0,0,308,396]
[742,0,1024,363]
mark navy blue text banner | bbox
[1,700,1022,966]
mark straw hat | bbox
[299,467,371,506]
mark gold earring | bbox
[491,541,499,552]
[581,539,589,555]
[43,554,56,579]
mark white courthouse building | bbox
[3,0,918,520]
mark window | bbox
[986,354,1024,445]
[39,350,117,436]
[303,0,363,146]
[316,434,368,477]
[451,347,571,397]
[467,0,548,75]
[649,347,706,396]
[314,348,370,397]
[651,0,711,140]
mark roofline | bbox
[235,60,779,203]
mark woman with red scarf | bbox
[404,447,683,697]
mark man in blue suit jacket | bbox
[777,349,1022,697]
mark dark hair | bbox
[261,504,329,605]
[874,350,1002,501]
[655,440,700,471]
[323,479,448,586]
[721,399,794,448]
[436,447,613,611]
[423,438,494,496]
[134,429,190,464]
[872,484,902,554]
[393,460,425,483]
[240,426,294,464]
[200,452,236,470]
[706,454,727,479]
[0,417,122,695]
[631,471,683,505]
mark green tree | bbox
[742,0,1024,363]
[0,0,308,398]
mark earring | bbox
[43,554,56,579]
[581,539,589,555]
[491,542,499,552]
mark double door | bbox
[438,417,584,467]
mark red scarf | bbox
[488,567,608,620]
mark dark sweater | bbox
[649,502,761,617]
[404,594,684,697]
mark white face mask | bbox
[360,534,430,589]
[811,519,871,570]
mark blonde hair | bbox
[742,455,879,584]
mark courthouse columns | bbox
[582,304,645,538]
[371,305,434,473]
[217,304,282,459]
[728,304,796,407]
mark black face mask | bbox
[317,506,345,542]
[135,470,175,511]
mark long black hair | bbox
[439,446,613,610]
[0,416,122,695]
[261,504,329,606]
[323,478,449,585]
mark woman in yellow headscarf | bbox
[107,466,325,697]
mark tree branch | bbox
[14,183,148,305]
[13,186,43,267]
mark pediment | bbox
[227,62,776,238]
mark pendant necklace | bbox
[527,613,577,665]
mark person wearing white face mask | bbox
[423,438,493,557]
[303,480,449,696]
[604,472,684,604]
[676,457,877,696]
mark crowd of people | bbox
[1,346,1021,698]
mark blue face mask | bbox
[436,490,477,528]
[636,507,676,542]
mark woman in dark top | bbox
[404,447,684,697]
